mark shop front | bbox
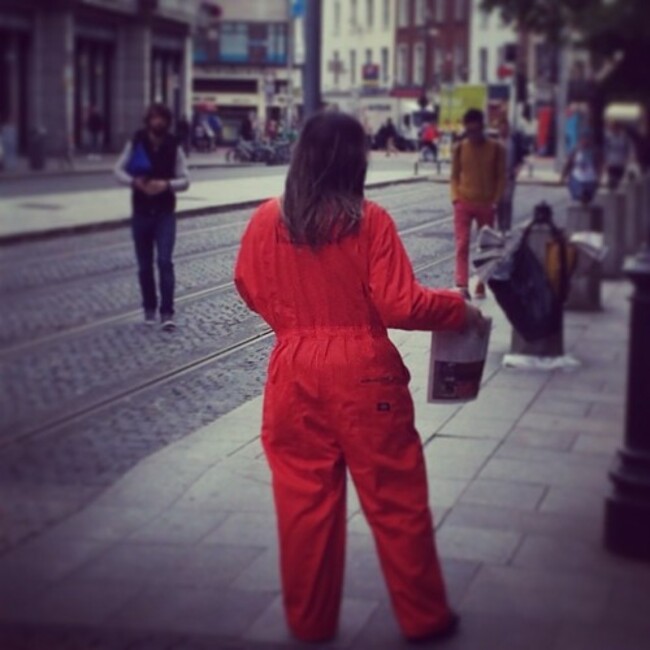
[0,12,31,155]
[74,23,115,152]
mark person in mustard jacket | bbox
[234,112,485,644]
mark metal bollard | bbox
[565,203,603,311]
[604,242,650,561]
[510,205,565,357]
[599,190,626,278]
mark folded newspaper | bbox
[569,231,608,262]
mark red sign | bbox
[362,63,380,85]
[497,64,514,79]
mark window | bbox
[334,1,341,35]
[365,48,372,64]
[350,49,357,84]
[397,0,408,27]
[480,9,489,29]
[351,0,358,27]
[331,50,343,86]
[219,23,248,62]
[382,0,390,29]
[396,43,408,84]
[414,0,426,26]
[454,0,466,21]
[434,0,445,22]
[413,42,425,84]
[479,47,488,83]
[366,0,374,28]
[266,24,287,64]
[381,46,389,83]
[455,41,465,79]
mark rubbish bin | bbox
[28,128,46,171]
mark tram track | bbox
[1,187,568,452]
[0,252,455,452]
[0,214,453,357]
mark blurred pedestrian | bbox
[451,108,506,299]
[113,103,190,331]
[176,114,191,156]
[235,111,484,644]
[240,113,254,142]
[206,110,222,148]
[383,117,398,156]
[420,120,440,162]
[496,117,527,232]
[604,121,631,190]
[86,105,104,158]
[561,131,602,204]
[0,112,18,172]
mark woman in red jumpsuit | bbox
[234,112,483,644]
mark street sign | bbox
[291,0,305,18]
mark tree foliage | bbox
[480,0,650,103]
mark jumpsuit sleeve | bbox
[367,207,467,331]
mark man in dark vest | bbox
[114,103,190,330]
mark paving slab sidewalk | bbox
[0,279,646,649]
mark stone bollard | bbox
[565,203,603,311]
[510,214,564,357]
[641,173,650,242]
[599,190,626,278]
[625,179,642,254]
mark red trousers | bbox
[453,200,495,287]
[261,335,452,642]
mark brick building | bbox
[393,0,470,113]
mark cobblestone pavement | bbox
[0,183,570,556]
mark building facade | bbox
[320,0,396,133]
[468,0,516,86]
[191,0,301,142]
[0,0,195,155]
[393,0,471,119]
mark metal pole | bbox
[604,205,650,559]
[302,0,321,119]
[286,0,294,131]
[555,42,569,173]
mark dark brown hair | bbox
[282,111,368,247]
[144,102,172,127]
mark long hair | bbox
[282,111,368,247]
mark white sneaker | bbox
[144,310,156,326]
[160,315,176,332]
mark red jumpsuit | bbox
[234,198,466,642]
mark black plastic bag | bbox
[487,234,563,342]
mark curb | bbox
[0,161,258,182]
[0,175,431,246]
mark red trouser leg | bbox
[454,202,496,287]
[339,379,452,639]
[453,202,473,287]
[261,382,347,642]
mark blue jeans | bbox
[568,176,598,204]
[132,212,176,315]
